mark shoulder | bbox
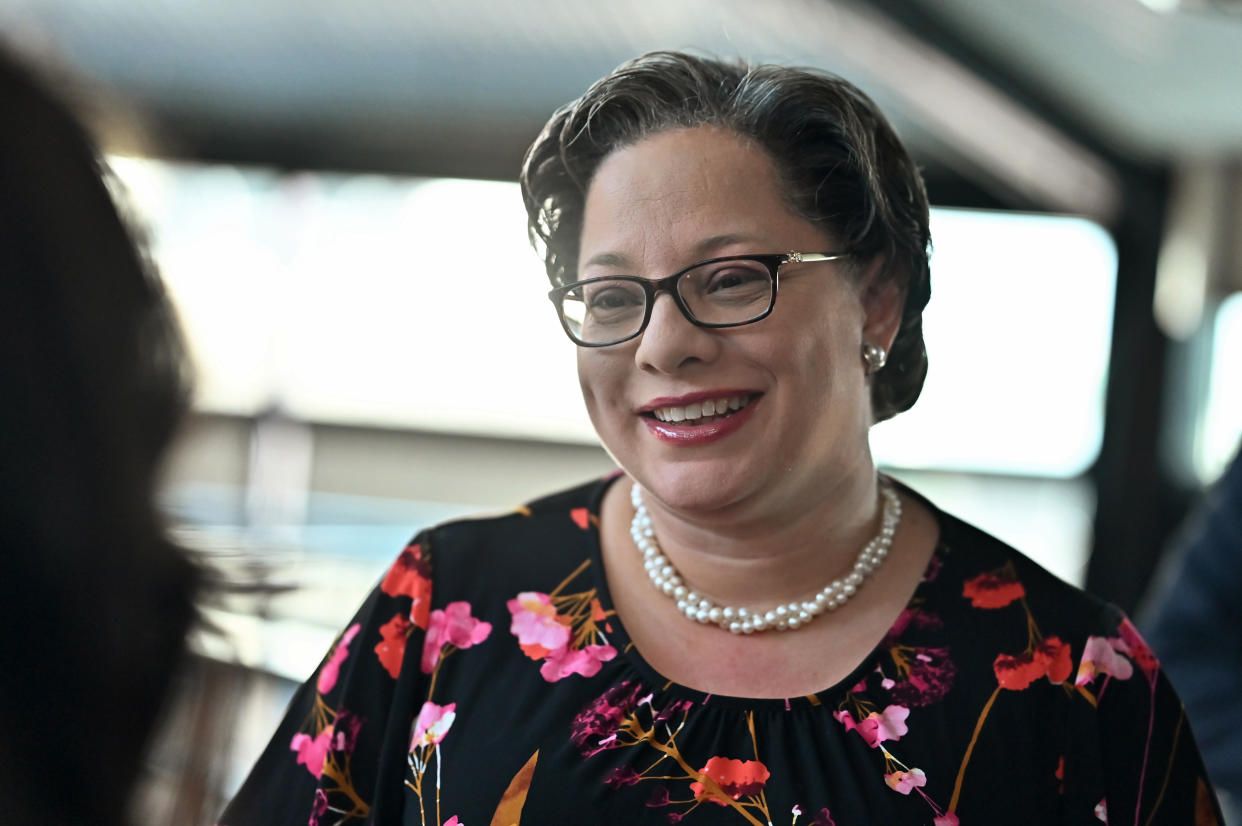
[400,476,613,602]
[928,497,1124,640]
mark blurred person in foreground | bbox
[0,48,200,825]
[223,52,1221,825]
[1144,447,1242,818]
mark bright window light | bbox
[1196,292,1242,481]
[109,158,1117,477]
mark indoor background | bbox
[1,0,1240,822]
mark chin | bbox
[633,460,752,515]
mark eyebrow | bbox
[580,233,768,273]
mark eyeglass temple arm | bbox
[785,251,849,264]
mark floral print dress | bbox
[220,477,1222,826]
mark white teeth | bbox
[651,394,751,422]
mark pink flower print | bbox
[507,592,571,660]
[539,642,617,682]
[1115,617,1159,679]
[1095,797,1108,822]
[604,765,642,788]
[317,623,361,694]
[933,814,959,826]
[331,709,364,754]
[422,601,492,673]
[411,701,457,749]
[1076,636,1135,686]
[290,729,332,778]
[887,646,956,707]
[571,681,642,756]
[808,809,837,826]
[309,789,329,825]
[833,704,909,748]
[884,767,927,794]
[792,804,803,817]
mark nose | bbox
[633,290,721,373]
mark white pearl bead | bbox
[628,480,900,636]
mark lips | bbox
[639,391,761,445]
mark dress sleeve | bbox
[1065,608,1224,825]
[218,534,435,826]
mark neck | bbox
[632,464,883,609]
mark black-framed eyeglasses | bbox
[548,251,850,347]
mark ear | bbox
[858,255,905,352]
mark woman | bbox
[0,48,201,826]
[222,52,1219,825]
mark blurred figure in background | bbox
[0,47,201,826]
[1145,446,1242,821]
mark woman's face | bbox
[576,126,898,518]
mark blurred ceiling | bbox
[2,0,1240,222]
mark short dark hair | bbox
[521,51,931,421]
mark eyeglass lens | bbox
[560,258,774,345]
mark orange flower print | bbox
[381,542,433,630]
[962,569,1026,608]
[689,757,771,804]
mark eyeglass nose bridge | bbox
[636,270,706,335]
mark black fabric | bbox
[222,477,1221,825]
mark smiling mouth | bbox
[645,394,755,425]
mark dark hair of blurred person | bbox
[0,47,200,826]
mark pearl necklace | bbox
[629,480,902,634]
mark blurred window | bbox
[1197,292,1242,481]
[110,157,1118,476]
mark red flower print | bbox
[410,700,456,749]
[507,592,571,660]
[1040,637,1073,683]
[962,570,1026,608]
[422,601,492,673]
[833,704,909,748]
[604,765,642,788]
[1075,636,1134,686]
[571,507,591,530]
[689,757,771,804]
[887,646,956,707]
[317,623,361,694]
[374,614,412,678]
[290,729,332,778]
[539,642,617,682]
[994,636,1071,690]
[381,543,433,629]
[571,681,642,756]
